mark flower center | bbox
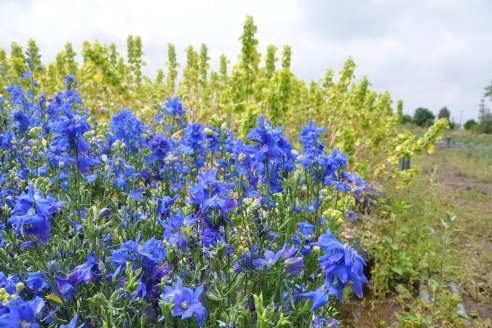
[180,300,188,310]
[21,321,32,328]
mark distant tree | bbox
[401,114,412,124]
[413,107,435,127]
[480,113,492,134]
[485,80,492,101]
[464,119,478,131]
[438,106,450,120]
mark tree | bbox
[480,113,492,134]
[464,119,478,131]
[413,107,435,127]
[437,106,450,120]
[401,114,412,124]
[485,80,492,101]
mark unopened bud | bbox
[15,282,24,294]
[204,128,215,136]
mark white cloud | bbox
[1,0,491,122]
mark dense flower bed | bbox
[0,74,369,327]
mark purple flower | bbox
[284,257,304,277]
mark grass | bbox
[341,140,492,327]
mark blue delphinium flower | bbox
[298,121,327,152]
[316,231,368,298]
[145,134,175,165]
[252,249,282,270]
[60,315,83,328]
[8,185,64,245]
[163,98,186,118]
[188,170,237,224]
[110,109,143,152]
[110,237,167,279]
[162,277,207,327]
[110,237,170,300]
[160,209,197,251]
[178,124,206,168]
[345,211,357,224]
[0,297,45,327]
[313,315,338,328]
[155,97,186,123]
[300,283,341,311]
[66,252,101,286]
[284,257,304,277]
[25,272,50,294]
[246,116,295,165]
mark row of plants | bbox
[0,17,448,184]
[0,17,453,327]
[0,65,377,326]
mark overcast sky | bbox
[1,0,491,123]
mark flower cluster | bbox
[0,72,369,327]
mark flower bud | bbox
[15,282,24,294]
[203,128,215,136]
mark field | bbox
[340,138,492,327]
[0,17,490,327]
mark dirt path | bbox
[437,169,492,199]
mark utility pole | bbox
[460,110,463,129]
[479,98,486,122]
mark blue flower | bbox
[178,124,206,167]
[252,249,282,270]
[345,211,357,224]
[0,297,45,328]
[297,222,316,237]
[155,97,186,121]
[110,109,143,152]
[162,277,207,327]
[284,257,304,277]
[110,237,167,279]
[316,232,368,298]
[246,116,295,164]
[25,272,50,293]
[60,315,83,328]
[145,134,175,164]
[300,283,341,311]
[298,121,327,152]
[66,253,100,285]
[8,185,64,245]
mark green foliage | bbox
[464,119,478,131]
[165,43,178,96]
[479,113,492,134]
[413,107,435,127]
[437,106,450,120]
[0,16,448,185]
[484,80,492,101]
[401,114,413,124]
